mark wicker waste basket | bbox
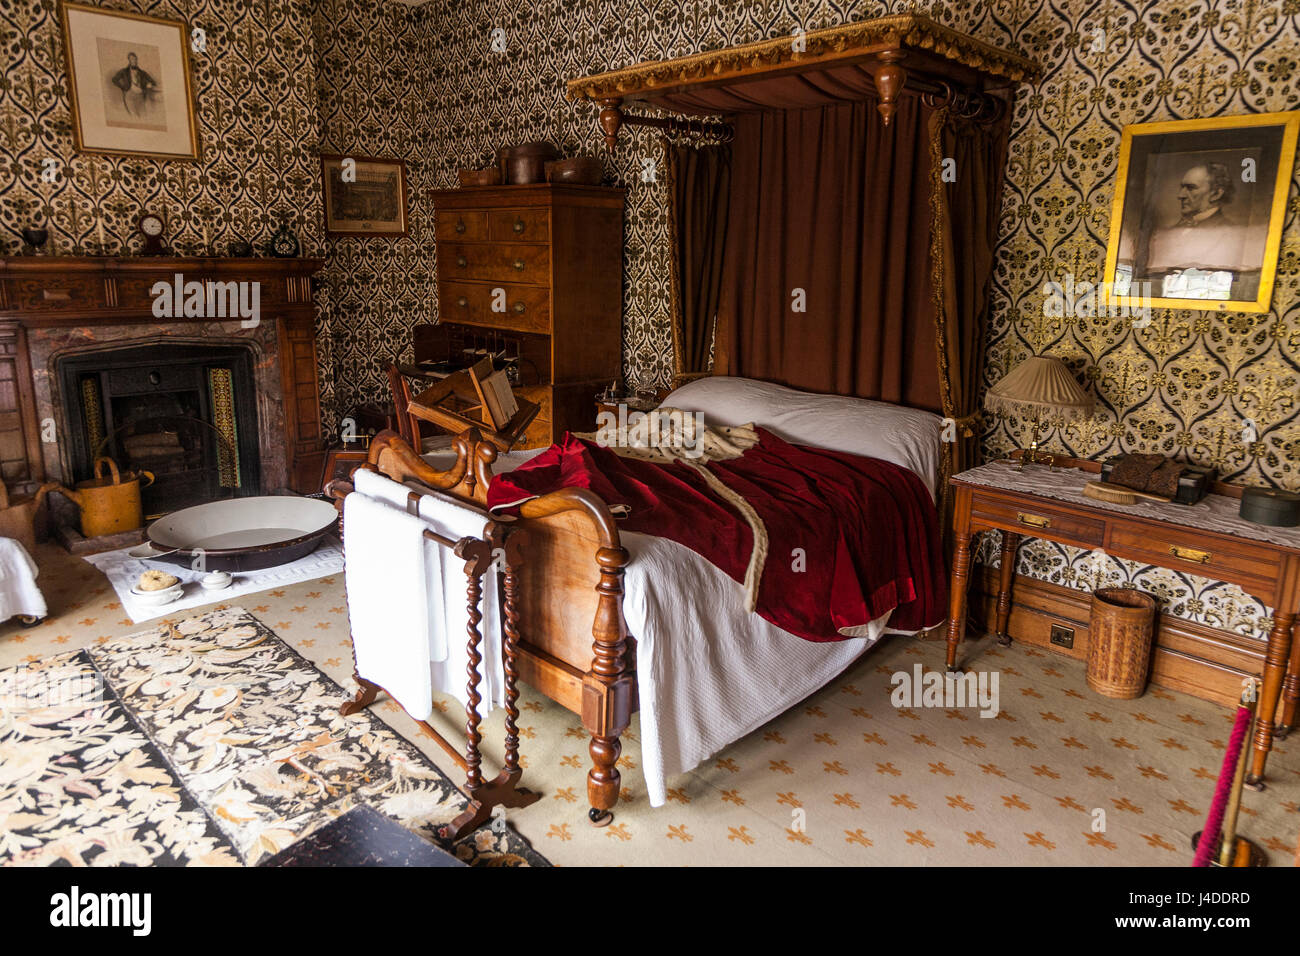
[1087,587,1158,699]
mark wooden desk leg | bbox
[994,531,1021,647]
[1275,619,1300,739]
[945,530,973,672]
[1246,611,1294,791]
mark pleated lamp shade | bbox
[985,355,1093,421]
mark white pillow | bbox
[664,376,942,497]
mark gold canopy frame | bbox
[566,13,1041,148]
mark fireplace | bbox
[0,257,326,520]
[56,343,262,516]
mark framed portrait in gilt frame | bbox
[1103,112,1300,314]
[320,155,409,238]
[60,1,200,160]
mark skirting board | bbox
[970,564,1273,715]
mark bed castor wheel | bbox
[996,633,1012,647]
[1244,774,1266,793]
[1274,725,1291,741]
[588,807,613,828]
[18,615,44,628]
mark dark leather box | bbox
[1101,456,1215,505]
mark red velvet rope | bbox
[1192,704,1253,867]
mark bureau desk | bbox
[945,458,1300,789]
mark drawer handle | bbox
[456,256,468,268]
[513,302,525,314]
[454,220,466,234]
[513,218,525,233]
[512,258,525,271]
[1169,544,1212,564]
[456,297,468,308]
[1016,512,1051,529]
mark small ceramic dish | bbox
[129,582,184,606]
[199,571,233,591]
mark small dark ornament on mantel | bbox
[20,225,49,255]
[267,223,300,258]
[227,239,253,257]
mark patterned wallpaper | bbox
[1,0,1295,637]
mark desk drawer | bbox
[970,493,1105,547]
[1108,524,1276,593]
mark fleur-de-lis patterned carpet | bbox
[2,543,1297,866]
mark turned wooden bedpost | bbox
[583,543,633,826]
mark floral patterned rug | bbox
[0,606,547,867]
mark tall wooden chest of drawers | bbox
[432,184,625,449]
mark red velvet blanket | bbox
[486,429,947,641]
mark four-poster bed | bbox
[341,15,1038,826]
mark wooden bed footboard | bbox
[330,428,637,825]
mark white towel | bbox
[350,468,506,717]
[343,493,440,720]
[0,538,46,621]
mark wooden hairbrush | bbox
[1082,480,1172,505]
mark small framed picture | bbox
[321,155,409,237]
[1104,112,1300,313]
[60,1,200,160]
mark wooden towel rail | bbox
[328,480,540,841]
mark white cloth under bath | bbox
[0,538,46,622]
[343,493,439,720]
[351,468,506,717]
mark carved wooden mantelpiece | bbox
[0,256,326,495]
[565,13,1042,146]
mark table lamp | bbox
[985,355,1093,470]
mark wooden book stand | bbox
[330,478,540,842]
[406,356,540,452]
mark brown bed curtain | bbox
[929,107,1010,477]
[667,140,732,384]
[713,94,942,411]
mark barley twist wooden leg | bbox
[462,559,486,793]
[994,531,1021,647]
[1246,611,1294,791]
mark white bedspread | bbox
[623,530,890,805]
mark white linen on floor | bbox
[343,493,438,720]
[0,537,46,622]
[84,539,343,624]
[620,529,891,806]
[350,467,506,716]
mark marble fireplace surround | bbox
[32,322,289,494]
[0,257,327,499]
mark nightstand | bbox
[945,457,1300,791]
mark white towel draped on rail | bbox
[342,493,441,720]
[348,468,507,718]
